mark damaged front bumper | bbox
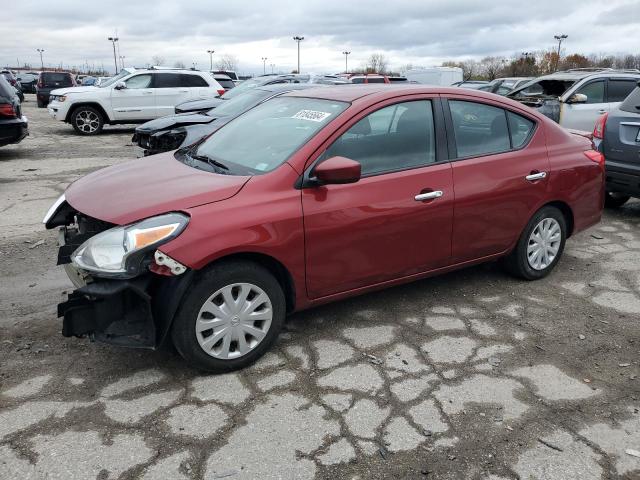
[56,217,193,349]
[58,271,193,349]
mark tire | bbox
[70,106,104,135]
[171,260,286,372]
[604,191,630,208]
[504,206,567,280]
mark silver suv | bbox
[507,68,640,131]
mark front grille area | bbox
[57,213,115,265]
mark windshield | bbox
[207,89,275,118]
[219,77,269,100]
[99,70,130,88]
[194,97,348,174]
[509,79,576,98]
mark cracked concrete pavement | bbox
[1,95,639,479]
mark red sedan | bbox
[44,85,604,371]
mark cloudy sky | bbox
[2,0,639,75]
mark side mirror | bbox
[567,93,587,104]
[114,81,127,90]
[313,156,361,185]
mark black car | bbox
[36,71,76,107]
[0,76,28,147]
[594,82,640,207]
[134,83,326,156]
[174,74,311,113]
[16,72,39,93]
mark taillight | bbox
[592,112,608,139]
[0,103,16,118]
[217,89,225,96]
[584,150,605,169]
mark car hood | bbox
[136,112,216,133]
[65,151,251,225]
[50,86,98,95]
[176,97,225,113]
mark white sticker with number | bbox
[292,110,332,122]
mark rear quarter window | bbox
[619,86,640,114]
[182,74,209,87]
[42,73,74,86]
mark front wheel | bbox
[604,191,630,208]
[171,261,285,372]
[71,106,104,135]
[504,206,567,280]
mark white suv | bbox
[47,68,225,135]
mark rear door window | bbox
[153,73,182,88]
[507,112,535,148]
[182,74,208,87]
[367,77,386,83]
[576,81,605,104]
[607,80,638,102]
[449,100,510,157]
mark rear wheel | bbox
[71,106,104,135]
[504,206,567,280]
[171,260,285,372]
[604,191,630,208]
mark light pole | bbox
[293,36,304,73]
[270,63,275,74]
[207,50,215,70]
[119,55,125,69]
[107,37,119,74]
[554,34,568,72]
[261,57,267,75]
[36,49,44,70]
[342,51,351,73]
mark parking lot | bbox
[0,94,639,479]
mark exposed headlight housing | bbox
[72,213,189,278]
[43,194,66,224]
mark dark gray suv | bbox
[594,82,640,207]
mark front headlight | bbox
[57,95,67,102]
[72,213,189,277]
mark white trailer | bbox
[406,67,463,86]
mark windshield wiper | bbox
[187,152,229,171]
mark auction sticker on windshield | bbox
[292,110,332,122]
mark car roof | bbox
[257,83,328,93]
[283,84,500,102]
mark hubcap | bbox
[527,218,561,270]
[195,283,272,360]
[75,110,100,133]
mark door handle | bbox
[142,91,153,95]
[179,89,189,92]
[525,172,547,181]
[415,190,443,201]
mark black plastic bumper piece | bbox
[58,276,156,348]
[57,271,194,349]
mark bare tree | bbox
[398,63,414,75]
[173,60,186,69]
[151,55,165,66]
[365,53,389,74]
[442,60,480,80]
[215,54,239,72]
[480,56,506,80]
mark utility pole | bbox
[262,57,267,75]
[342,51,351,73]
[293,36,304,73]
[554,34,568,72]
[207,50,214,70]
[36,49,44,70]
[107,37,119,74]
